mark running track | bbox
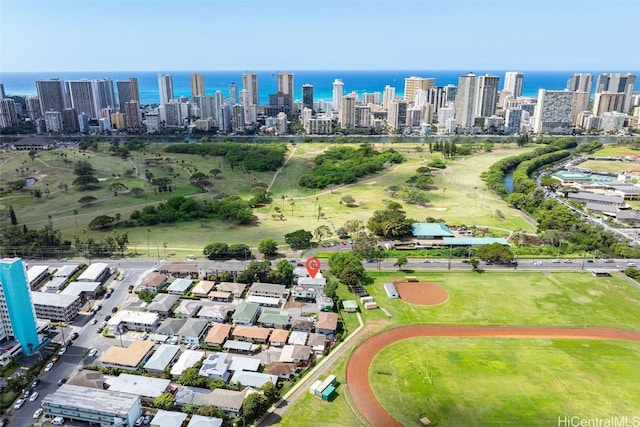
[345,325,640,427]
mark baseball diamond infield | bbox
[394,281,449,305]
[345,325,640,427]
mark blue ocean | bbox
[1,70,635,106]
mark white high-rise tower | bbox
[158,74,174,105]
[332,79,344,112]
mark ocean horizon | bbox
[1,70,638,106]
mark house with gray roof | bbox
[187,414,223,427]
[228,356,261,372]
[209,388,253,418]
[247,282,287,299]
[107,373,170,403]
[199,352,230,381]
[144,344,181,374]
[156,318,187,338]
[231,301,261,326]
[175,299,202,318]
[177,318,210,345]
[230,371,277,388]
[307,333,328,354]
[167,278,193,295]
[197,303,234,323]
[146,294,180,319]
[149,410,188,427]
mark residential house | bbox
[191,280,215,298]
[175,299,202,318]
[230,371,277,388]
[108,373,170,404]
[228,356,261,372]
[231,301,261,326]
[204,323,233,348]
[246,295,281,307]
[247,282,287,300]
[209,388,252,418]
[198,352,230,381]
[217,282,247,298]
[232,325,271,344]
[279,344,313,366]
[158,263,199,279]
[307,333,327,354]
[197,303,234,323]
[140,273,168,292]
[144,344,181,375]
[170,350,205,377]
[268,329,289,347]
[208,291,233,302]
[149,410,188,427]
[146,294,180,319]
[267,362,298,380]
[98,341,155,370]
[187,414,223,427]
[177,318,210,345]
[155,318,187,342]
[288,331,308,346]
[258,309,291,329]
[291,318,314,333]
[316,312,339,337]
[107,310,159,334]
[167,278,193,295]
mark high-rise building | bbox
[387,99,408,133]
[36,79,66,116]
[332,79,344,112]
[190,73,205,98]
[125,100,141,129]
[44,110,64,132]
[455,72,479,128]
[533,89,574,134]
[355,105,371,128]
[242,71,259,107]
[117,80,133,113]
[94,78,116,111]
[62,108,79,132]
[129,77,139,102]
[476,74,500,118]
[504,108,523,135]
[382,85,396,111]
[66,79,98,119]
[302,84,314,112]
[0,258,40,355]
[0,83,5,99]
[595,73,636,113]
[228,83,238,105]
[593,92,627,116]
[277,72,294,108]
[444,84,457,103]
[503,72,524,98]
[566,73,593,93]
[78,112,89,133]
[404,76,435,103]
[25,96,43,121]
[157,74,174,105]
[338,93,356,128]
[0,99,19,128]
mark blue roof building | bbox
[0,258,40,354]
[411,223,455,239]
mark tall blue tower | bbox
[0,258,40,355]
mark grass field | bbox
[277,270,640,426]
[577,159,640,174]
[369,337,640,426]
[0,142,536,256]
[591,145,640,157]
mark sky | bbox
[1,0,639,72]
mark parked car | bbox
[71,332,79,340]
[57,377,67,386]
[111,307,118,313]
[88,349,98,357]
[22,389,31,398]
[104,315,111,321]
[13,398,25,409]
[31,379,40,388]
[44,362,54,372]
[90,318,98,325]
[135,416,144,426]
[0,417,9,426]
[29,391,39,402]
[58,347,67,355]
[143,414,152,424]
[33,408,44,419]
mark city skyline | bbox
[1,0,639,73]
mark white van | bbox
[52,416,65,425]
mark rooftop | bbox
[108,373,170,398]
[411,222,455,237]
[144,344,181,372]
[98,340,154,368]
[204,323,232,345]
[167,277,193,293]
[42,384,139,414]
[150,410,188,427]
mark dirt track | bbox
[345,325,640,427]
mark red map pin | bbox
[305,257,321,278]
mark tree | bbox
[73,160,95,176]
[178,366,209,388]
[341,194,357,207]
[88,215,116,230]
[476,243,514,264]
[9,205,17,225]
[209,168,222,178]
[314,225,332,244]
[258,238,278,257]
[261,381,279,402]
[242,392,269,424]
[351,232,378,259]
[328,252,367,286]
[343,219,365,237]
[367,207,413,238]
[324,279,339,302]
[469,258,480,271]
[284,229,313,250]
[273,259,294,286]
[78,196,98,207]
[154,392,175,410]
[394,254,408,270]
[109,182,128,196]
[129,187,145,197]
[73,175,100,190]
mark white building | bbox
[533,89,574,134]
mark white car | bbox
[29,391,39,401]
[44,362,54,372]
[14,398,25,409]
[33,408,44,419]
[90,318,98,325]
[58,347,67,355]
[88,349,98,357]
